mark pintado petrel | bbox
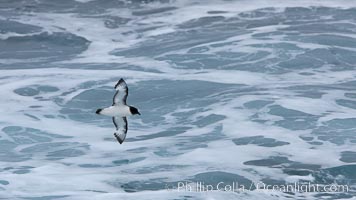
[96,79,140,144]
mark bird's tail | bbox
[96,108,102,115]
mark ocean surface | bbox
[1,0,356,199]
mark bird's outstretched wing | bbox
[112,116,128,144]
[113,78,128,106]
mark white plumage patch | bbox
[98,105,131,117]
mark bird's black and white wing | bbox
[112,116,128,144]
[113,78,128,106]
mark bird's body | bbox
[96,79,140,144]
[96,105,131,117]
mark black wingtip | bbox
[114,78,125,89]
[96,108,102,114]
[114,133,124,144]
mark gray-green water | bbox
[0,0,356,199]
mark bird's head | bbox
[129,106,141,115]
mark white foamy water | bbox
[0,0,356,199]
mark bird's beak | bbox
[138,112,141,115]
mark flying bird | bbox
[96,79,140,144]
